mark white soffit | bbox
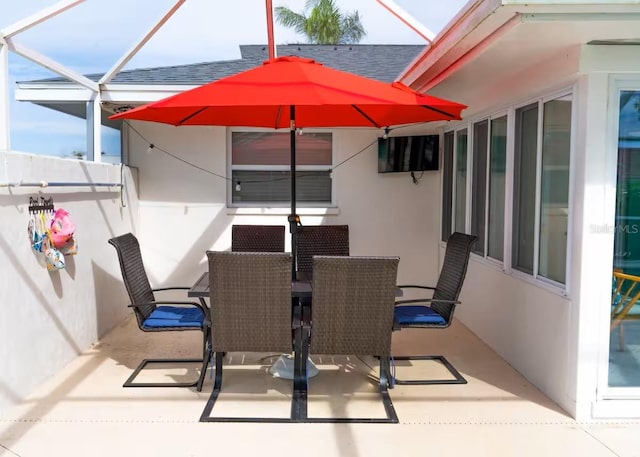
[400,0,640,93]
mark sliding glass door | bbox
[609,88,640,389]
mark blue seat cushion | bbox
[142,306,204,329]
[394,305,447,325]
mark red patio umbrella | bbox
[111,56,466,278]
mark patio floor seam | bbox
[3,417,640,426]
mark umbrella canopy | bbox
[110,56,465,128]
[111,56,466,279]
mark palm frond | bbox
[274,6,308,37]
[275,0,366,44]
[339,11,366,44]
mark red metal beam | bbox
[265,0,276,60]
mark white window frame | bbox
[595,77,640,409]
[510,90,574,294]
[469,113,509,267]
[440,130,455,242]
[226,127,336,209]
[441,86,575,296]
[450,126,470,235]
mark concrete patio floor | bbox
[1,315,640,457]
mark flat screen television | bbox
[378,135,439,173]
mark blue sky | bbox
[4,0,468,158]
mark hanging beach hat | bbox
[49,208,76,248]
[27,214,47,252]
[59,236,78,256]
[28,217,45,252]
[43,238,65,271]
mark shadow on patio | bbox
[0,311,576,451]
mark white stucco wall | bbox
[428,44,640,420]
[457,258,572,401]
[0,151,138,414]
[428,45,583,417]
[126,122,443,292]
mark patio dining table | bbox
[188,270,402,309]
[188,271,312,302]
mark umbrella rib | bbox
[351,105,381,128]
[421,105,456,119]
[178,107,209,125]
[275,106,283,129]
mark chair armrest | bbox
[152,287,190,292]
[395,298,461,306]
[397,285,436,290]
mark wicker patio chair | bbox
[298,255,399,423]
[392,231,477,385]
[108,233,210,391]
[296,225,349,278]
[231,225,285,252]
[200,251,293,421]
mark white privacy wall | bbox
[126,122,443,293]
[0,151,138,413]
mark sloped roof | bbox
[238,45,425,82]
[30,44,425,85]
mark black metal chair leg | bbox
[379,356,399,423]
[292,304,310,421]
[199,352,224,421]
[391,355,467,385]
[196,326,212,392]
[123,357,205,388]
[124,324,211,390]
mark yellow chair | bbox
[611,271,640,350]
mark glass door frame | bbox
[597,76,640,404]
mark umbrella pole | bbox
[289,105,298,281]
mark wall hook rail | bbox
[0,181,123,188]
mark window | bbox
[456,116,506,261]
[471,120,488,255]
[513,103,539,275]
[513,95,572,284]
[454,129,468,233]
[230,131,333,206]
[441,131,454,241]
[488,116,507,261]
[441,92,571,288]
[538,96,571,284]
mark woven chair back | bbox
[296,225,349,276]
[310,256,399,356]
[431,232,478,322]
[108,233,156,325]
[231,225,285,252]
[207,251,292,353]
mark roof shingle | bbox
[27,44,425,85]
